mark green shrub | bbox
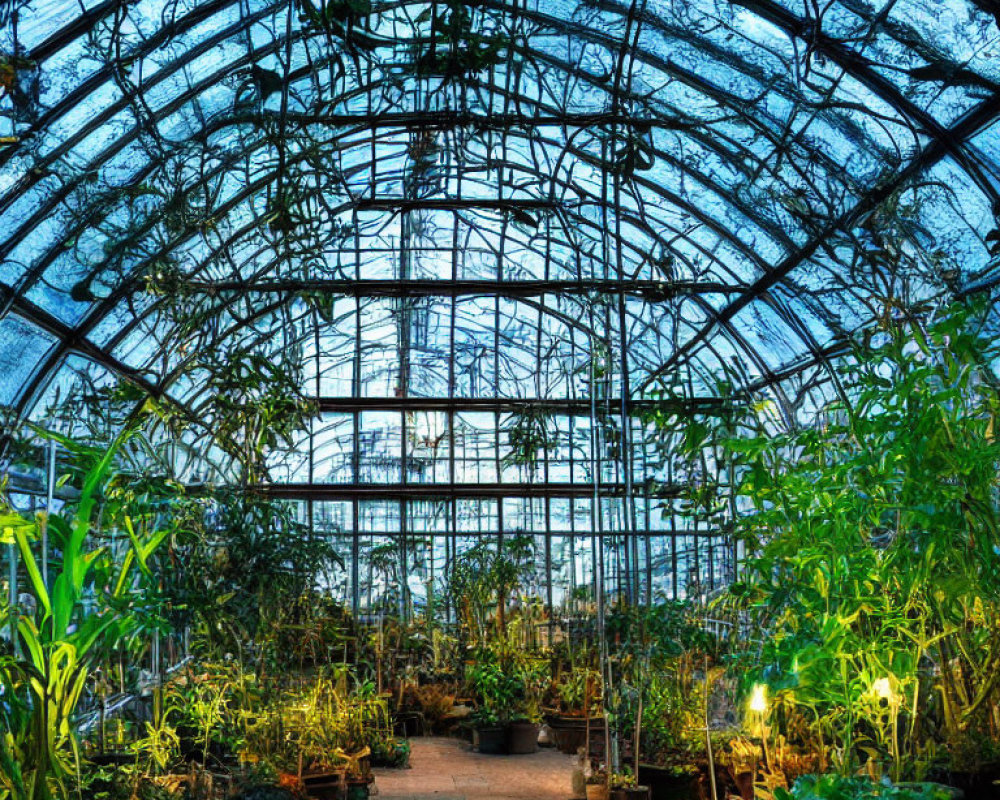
[774,774,955,800]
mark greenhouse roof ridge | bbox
[0,0,998,461]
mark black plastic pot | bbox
[928,766,999,800]
[506,721,540,754]
[612,787,652,800]
[345,778,372,800]
[301,771,345,800]
[545,714,606,755]
[637,765,700,800]
[474,724,507,754]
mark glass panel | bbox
[405,410,450,484]
[358,411,402,483]
[313,413,355,484]
[0,315,56,407]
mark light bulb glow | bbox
[749,683,768,713]
[872,677,894,700]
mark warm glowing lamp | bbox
[872,677,894,701]
[749,683,768,713]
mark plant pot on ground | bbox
[506,720,540,754]
[344,775,374,800]
[546,714,607,756]
[610,770,651,800]
[371,736,410,768]
[612,788,652,800]
[637,764,700,800]
[300,770,346,800]
[465,645,524,754]
[473,723,507,755]
[470,709,507,754]
[587,775,610,800]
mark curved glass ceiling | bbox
[1,0,999,438]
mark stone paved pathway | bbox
[372,736,577,800]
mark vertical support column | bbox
[568,498,577,614]
[544,497,553,643]
[669,455,678,600]
[726,404,741,586]
[567,329,578,614]
[352,497,361,618]
[642,444,652,606]
[352,201,364,618]
[448,173,460,629]
[310,310,321,606]
[39,438,56,591]
[400,496,409,622]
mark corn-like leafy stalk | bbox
[0,424,170,800]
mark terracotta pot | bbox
[586,783,610,800]
[733,771,754,800]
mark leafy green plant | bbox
[156,489,341,666]
[411,0,507,80]
[199,347,317,485]
[514,655,550,724]
[554,663,601,714]
[233,666,392,776]
[0,424,170,800]
[448,535,534,640]
[773,774,952,800]
[466,655,523,726]
[130,688,181,776]
[692,303,1000,780]
[369,736,409,769]
[502,410,557,475]
[297,0,372,36]
[638,667,701,763]
[609,769,637,789]
[605,602,714,773]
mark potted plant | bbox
[547,662,604,755]
[773,774,957,800]
[342,749,374,800]
[586,770,610,800]
[506,716,541,755]
[610,770,651,800]
[0,424,171,800]
[507,654,549,754]
[466,656,518,754]
[469,707,506,755]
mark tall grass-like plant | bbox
[713,304,1000,780]
[645,302,1000,782]
[448,534,534,641]
[0,424,170,800]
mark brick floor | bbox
[372,736,578,799]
